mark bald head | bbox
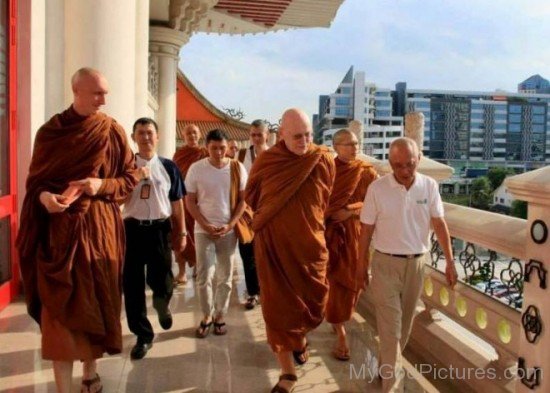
[183,124,200,147]
[279,108,313,155]
[389,137,420,160]
[71,67,109,116]
[333,128,354,145]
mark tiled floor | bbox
[0,261,424,392]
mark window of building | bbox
[509,105,522,114]
[335,97,350,106]
[509,114,521,123]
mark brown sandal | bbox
[270,374,297,393]
[81,373,102,393]
[292,340,309,365]
[332,346,351,361]
[213,321,227,335]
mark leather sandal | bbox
[195,321,212,338]
[292,340,309,365]
[332,346,350,361]
[213,321,227,335]
[81,373,102,393]
[270,373,297,393]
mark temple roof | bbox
[176,70,251,142]
[194,0,345,35]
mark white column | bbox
[64,0,137,137]
[45,0,64,119]
[134,0,150,118]
[149,26,189,158]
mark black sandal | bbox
[270,374,297,393]
[81,373,102,393]
[213,321,227,335]
[292,340,309,365]
[195,321,212,338]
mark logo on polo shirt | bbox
[416,198,428,204]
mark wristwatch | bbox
[180,231,188,237]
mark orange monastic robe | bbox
[17,106,138,360]
[245,141,335,352]
[325,158,377,324]
[172,145,208,264]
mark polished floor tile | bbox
[0,261,424,392]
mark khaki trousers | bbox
[370,251,425,392]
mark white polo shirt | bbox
[360,173,444,254]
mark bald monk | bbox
[17,68,138,393]
[245,108,335,393]
[325,129,377,361]
[172,124,208,284]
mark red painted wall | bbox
[176,78,219,122]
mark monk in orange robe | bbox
[245,108,335,393]
[172,124,208,284]
[17,68,138,393]
[325,129,377,361]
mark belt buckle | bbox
[140,219,153,226]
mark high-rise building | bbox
[394,84,550,169]
[518,75,550,94]
[315,67,550,169]
[315,66,404,160]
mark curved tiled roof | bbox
[177,70,251,142]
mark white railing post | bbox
[506,167,550,392]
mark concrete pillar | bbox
[134,0,150,118]
[64,0,137,137]
[149,26,189,158]
[506,168,550,392]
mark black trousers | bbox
[239,240,259,297]
[123,218,173,344]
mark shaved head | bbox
[183,124,200,147]
[71,67,109,116]
[333,129,358,162]
[332,128,354,145]
[389,137,420,160]
[279,108,313,156]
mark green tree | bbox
[486,167,514,191]
[470,176,492,210]
[510,200,528,219]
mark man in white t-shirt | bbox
[185,129,247,338]
[236,120,270,309]
[358,137,457,392]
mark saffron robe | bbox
[325,158,377,323]
[17,106,138,360]
[173,145,208,265]
[245,141,335,352]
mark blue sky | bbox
[178,0,549,124]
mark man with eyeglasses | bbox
[245,109,335,393]
[236,119,269,309]
[358,137,457,391]
[325,129,377,362]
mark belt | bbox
[126,217,168,226]
[377,250,424,259]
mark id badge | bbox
[140,183,151,199]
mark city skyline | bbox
[179,0,549,124]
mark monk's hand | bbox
[331,209,353,223]
[70,178,103,196]
[39,191,70,213]
[445,260,458,289]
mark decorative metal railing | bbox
[422,203,527,366]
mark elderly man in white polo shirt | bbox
[358,137,457,392]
